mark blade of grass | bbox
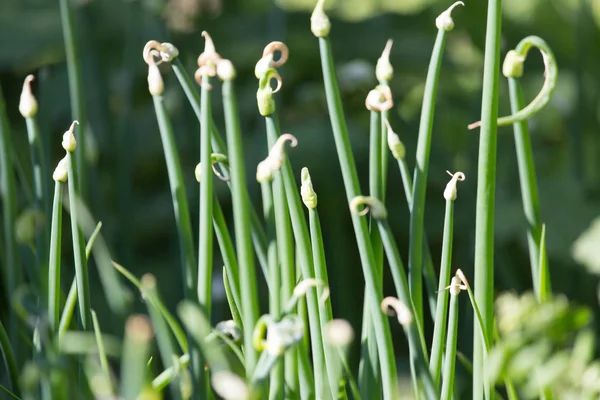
[538,224,551,302]
[0,384,21,400]
[408,2,463,328]
[312,3,399,395]
[48,171,66,332]
[0,318,20,397]
[219,58,261,375]
[473,0,502,397]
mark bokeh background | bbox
[2,0,600,392]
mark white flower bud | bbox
[435,1,464,32]
[147,63,164,96]
[301,167,317,209]
[324,319,354,347]
[19,75,38,118]
[211,371,249,400]
[254,54,273,80]
[502,50,525,78]
[61,121,78,153]
[256,159,273,183]
[443,171,466,201]
[381,297,412,326]
[217,59,237,81]
[385,121,406,160]
[311,0,331,38]
[376,40,394,83]
[53,156,69,182]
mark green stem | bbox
[120,316,153,400]
[48,181,64,332]
[59,0,87,197]
[440,292,459,400]
[222,79,260,374]
[318,36,399,399]
[377,219,436,399]
[171,59,269,280]
[507,78,542,296]
[151,95,197,300]
[91,309,113,394]
[58,279,77,343]
[473,1,502,399]
[265,115,328,398]
[409,27,448,328]
[197,73,214,316]
[430,199,455,387]
[359,109,383,400]
[66,145,91,329]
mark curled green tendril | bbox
[469,35,557,130]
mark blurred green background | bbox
[2,0,600,388]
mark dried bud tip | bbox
[376,39,394,82]
[197,31,222,70]
[311,0,331,38]
[61,121,79,152]
[53,156,69,182]
[19,75,38,118]
[349,196,388,220]
[443,171,466,201]
[436,1,464,31]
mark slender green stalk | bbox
[221,68,260,374]
[386,121,438,319]
[91,309,113,395]
[430,172,464,386]
[48,178,64,332]
[312,4,399,395]
[473,0,502,398]
[170,56,269,279]
[222,269,243,332]
[197,44,214,319]
[149,80,197,301]
[0,84,21,353]
[0,319,20,397]
[58,279,77,343]
[63,122,91,330]
[120,316,154,400]
[263,114,328,398]
[440,283,459,400]
[260,177,284,400]
[212,197,243,329]
[349,198,435,398]
[141,274,181,399]
[409,2,462,326]
[152,354,190,391]
[538,225,551,302]
[359,107,384,400]
[507,77,542,295]
[302,167,340,400]
[59,0,87,197]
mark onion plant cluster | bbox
[0,0,578,399]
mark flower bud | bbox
[311,0,331,38]
[62,121,78,153]
[435,1,464,31]
[256,159,273,182]
[19,75,38,118]
[217,59,237,81]
[443,171,465,201]
[147,63,164,96]
[385,120,405,160]
[301,167,317,209]
[53,156,69,182]
[376,40,394,83]
[502,50,525,78]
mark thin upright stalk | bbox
[441,289,459,400]
[265,115,328,398]
[430,199,455,386]
[48,180,64,331]
[359,109,383,400]
[222,77,260,374]
[473,1,502,398]
[59,0,87,196]
[151,94,197,300]
[409,27,449,328]
[316,37,399,399]
[197,72,214,316]
[0,319,20,397]
[171,58,269,279]
[64,122,91,330]
[120,316,154,400]
[508,78,542,295]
